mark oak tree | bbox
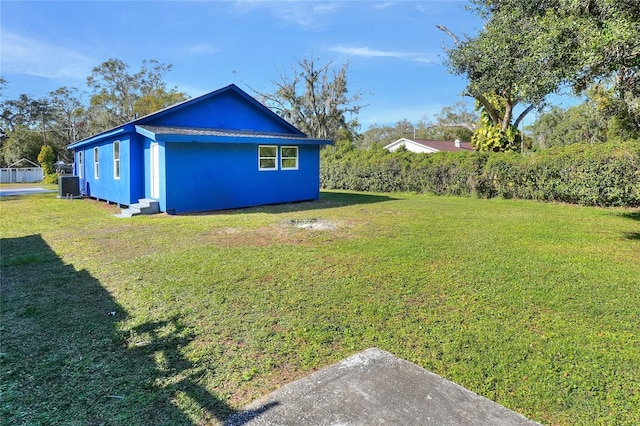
[86,59,187,133]
[440,0,640,149]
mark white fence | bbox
[0,167,44,183]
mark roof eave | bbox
[67,127,128,150]
[135,126,332,145]
[153,135,332,145]
[383,138,411,150]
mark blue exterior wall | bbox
[68,85,329,213]
[163,142,320,214]
[144,90,295,134]
[76,136,135,206]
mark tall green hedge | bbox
[320,141,640,207]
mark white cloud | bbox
[273,2,340,29]
[328,45,437,64]
[312,3,339,14]
[184,43,220,56]
[230,0,341,29]
[374,2,396,9]
[0,31,95,81]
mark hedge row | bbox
[320,141,640,207]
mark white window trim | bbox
[93,147,99,179]
[78,151,83,178]
[280,146,299,170]
[258,145,278,171]
[113,141,121,180]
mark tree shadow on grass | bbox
[0,235,275,425]
[614,210,640,240]
[617,211,640,221]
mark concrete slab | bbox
[225,348,540,426]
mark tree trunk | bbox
[502,99,513,132]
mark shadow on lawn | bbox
[618,211,640,221]
[615,210,640,240]
[623,232,640,240]
[0,235,274,425]
[183,191,397,216]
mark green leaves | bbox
[86,59,188,134]
[441,0,640,149]
[37,144,55,176]
[471,121,519,152]
[321,139,640,207]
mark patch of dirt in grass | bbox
[209,220,348,248]
[286,218,338,230]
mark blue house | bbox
[67,84,332,214]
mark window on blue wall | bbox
[78,151,83,178]
[113,141,120,179]
[259,145,277,170]
[93,147,99,179]
[281,146,298,170]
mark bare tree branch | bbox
[249,55,364,140]
[436,24,461,46]
[514,104,536,129]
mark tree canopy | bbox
[360,102,477,149]
[252,56,364,141]
[0,58,187,166]
[440,0,640,150]
[527,103,607,149]
[86,59,188,134]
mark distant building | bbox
[0,159,44,183]
[384,138,474,154]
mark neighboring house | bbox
[67,84,332,214]
[384,138,474,153]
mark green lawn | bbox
[1,191,639,425]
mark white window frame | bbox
[113,141,120,179]
[93,147,99,179]
[258,145,278,171]
[280,146,299,170]
[77,151,83,178]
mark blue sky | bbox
[1,1,560,129]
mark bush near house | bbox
[37,145,59,184]
[321,140,640,207]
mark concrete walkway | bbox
[226,348,541,426]
[0,186,56,197]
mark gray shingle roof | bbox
[135,125,331,144]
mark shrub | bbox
[37,145,58,184]
[42,173,59,184]
[320,140,640,207]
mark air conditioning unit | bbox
[58,176,81,198]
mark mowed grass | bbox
[1,189,639,425]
